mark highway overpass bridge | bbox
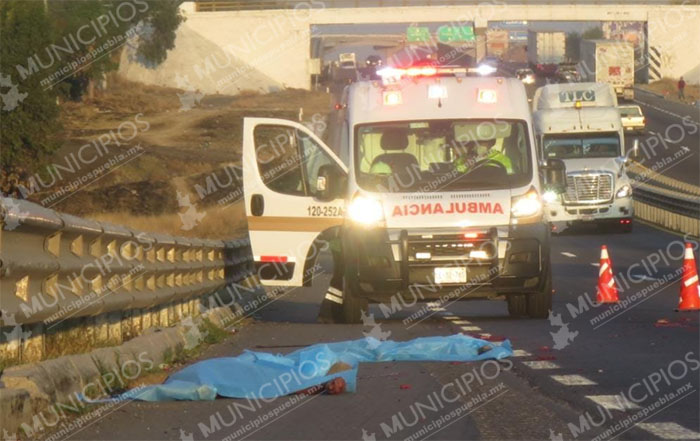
[119,0,700,94]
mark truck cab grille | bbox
[564,172,614,204]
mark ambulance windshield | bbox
[543,133,621,159]
[355,119,532,192]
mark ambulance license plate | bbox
[434,267,467,284]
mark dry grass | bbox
[37,80,332,240]
[641,77,699,104]
[86,201,248,239]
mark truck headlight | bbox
[616,185,631,199]
[347,194,384,226]
[511,189,542,220]
[542,190,558,204]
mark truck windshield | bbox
[354,119,532,192]
[543,133,620,159]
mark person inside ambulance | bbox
[368,128,418,176]
[453,139,513,174]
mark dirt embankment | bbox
[640,77,699,105]
[24,76,332,239]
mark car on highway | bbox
[363,55,383,80]
[242,66,568,322]
[516,68,535,84]
[618,104,646,134]
[556,63,580,83]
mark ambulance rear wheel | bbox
[507,294,528,318]
[527,266,553,319]
[342,277,368,324]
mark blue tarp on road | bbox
[126,334,512,401]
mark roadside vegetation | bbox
[1,1,331,240]
[641,77,699,105]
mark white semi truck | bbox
[579,40,635,100]
[527,31,566,76]
[532,82,637,233]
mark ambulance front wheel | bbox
[342,277,369,324]
[507,294,528,318]
[527,266,553,319]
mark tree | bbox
[0,0,60,166]
[582,26,604,40]
[48,0,184,100]
[1,0,184,168]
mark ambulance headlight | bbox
[616,185,631,199]
[347,194,385,226]
[511,189,542,221]
[542,190,558,204]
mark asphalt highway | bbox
[631,89,700,188]
[68,224,699,441]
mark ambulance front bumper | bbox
[544,196,633,224]
[342,222,550,300]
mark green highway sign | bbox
[406,26,431,43]
[437,26,475,42]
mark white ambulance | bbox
[243,66,567,322]
[532,82,637,233]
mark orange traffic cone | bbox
[597,245,619,304]
[677,243,700,311]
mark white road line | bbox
[512,349,532,357]
[636,422,700,439]
[443,316,460,320]
[561,252,577,258]
[591,263,600,267]
[522,361,561,370]
[586,395,641,412]
[452,319,472,325]
[550,375,597,386]
[460,326,481,331]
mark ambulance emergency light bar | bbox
[382,87,497,106]
[376,65,484,83]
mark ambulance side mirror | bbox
[316,164,345,201]
[543,158,567,193]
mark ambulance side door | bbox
[242,117,347,286]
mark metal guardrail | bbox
[0,198,253,327]
[193,0,697,11]
[633,182,700,218]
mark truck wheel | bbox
[507,294,528,318]
[527,266,553,319]
[342,277,368,324]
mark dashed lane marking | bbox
[522,361,561,369]
[512,349,532,357]
[591,263,600,267]
[561,252,577,258]
[635,100,700,127]
[586,395,641,411]
[452,319,472,325]
[460,326,481,331]
[636,422,700,439]
[550,375,597,386]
